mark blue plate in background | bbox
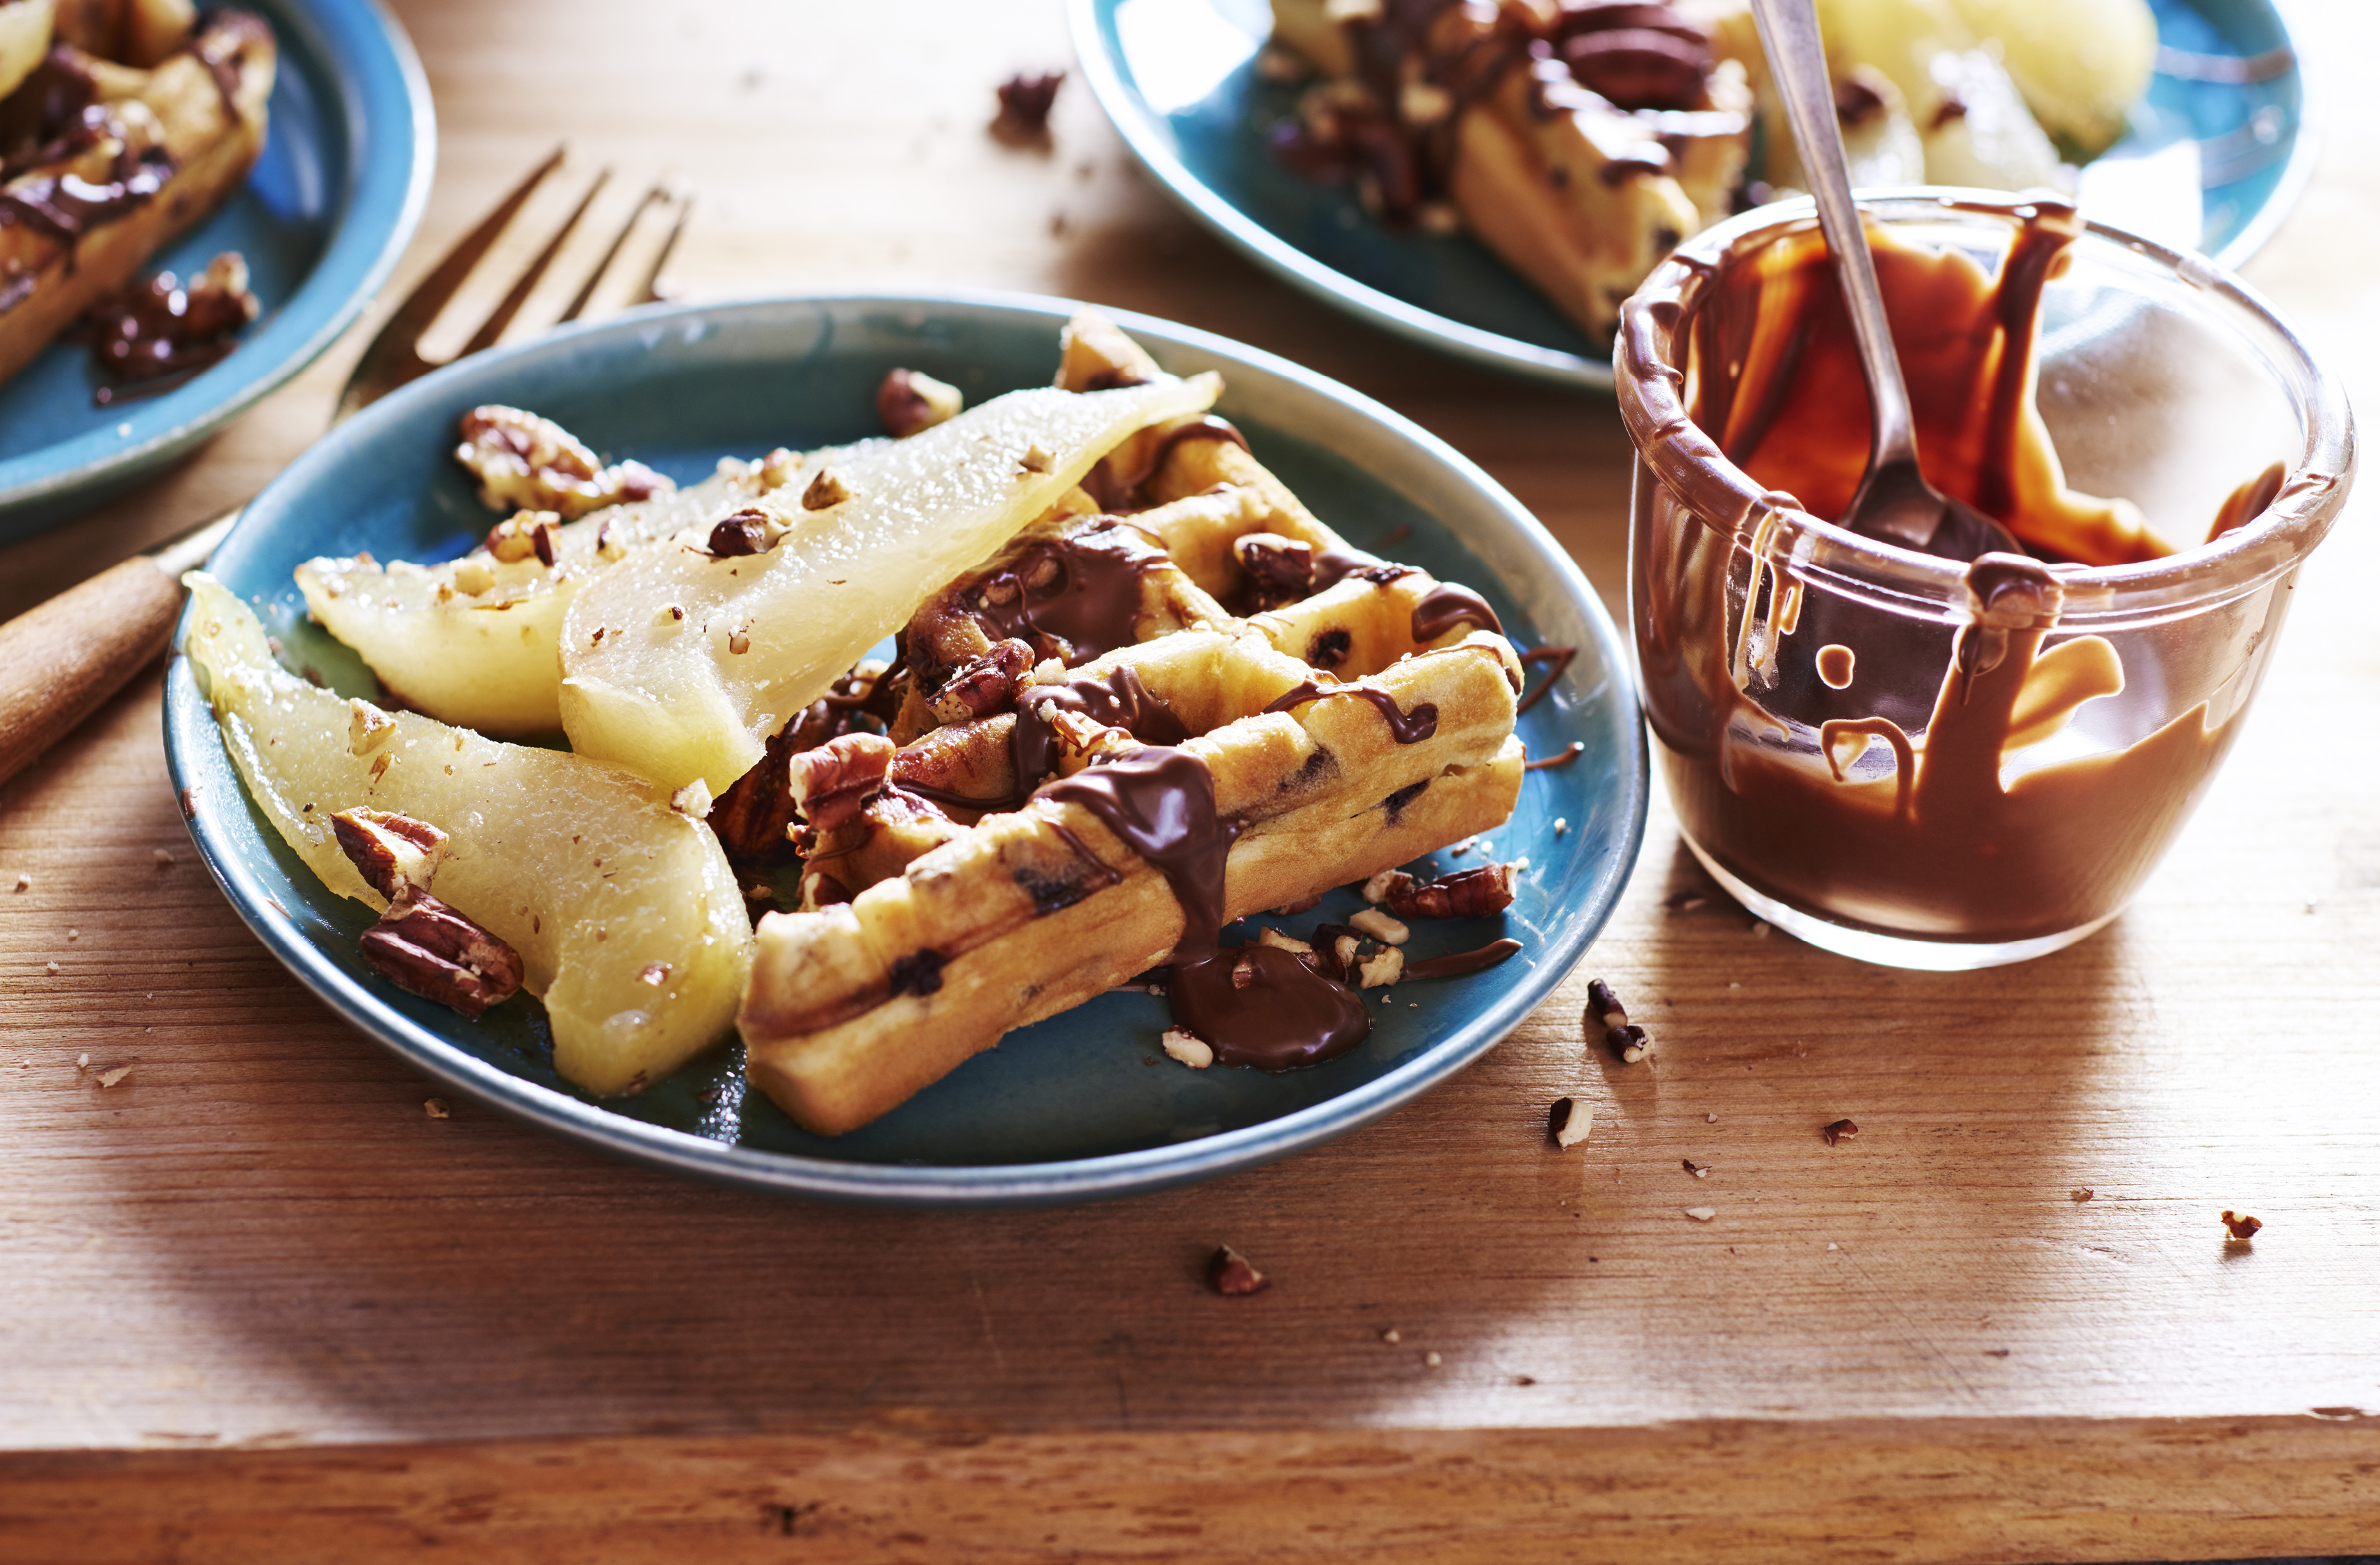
[1071,0,2311,388]
[0,0,434,539]
[160,293,1649,1207]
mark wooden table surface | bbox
[3,1,2376,1559]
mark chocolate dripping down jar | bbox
[1614,192,2355,970]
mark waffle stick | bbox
[0,13,273,383]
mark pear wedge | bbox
[294,458,792,737]
[557,375,1221,796]
[181,573,752,1095]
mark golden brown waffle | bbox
[0,10,274,384]
[737,316,1526,1136]
[1266,0,1750,341]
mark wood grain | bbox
[1,0,2377,1557]
[0,557,179,787]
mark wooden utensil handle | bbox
[0,557,184,790]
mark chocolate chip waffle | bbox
[0,8,273,384]
[1266,0,1751,341]
[737,316,1528,1136]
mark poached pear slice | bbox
[293,457,798,737]
[557,375,1221,796]
[181,573,752,1095]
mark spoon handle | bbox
[1745,0,1921,474]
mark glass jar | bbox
[1615,192,2356,969]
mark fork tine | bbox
[631,191,693,305]
[333,145,568,423]
[457,167,612,358]
[554,183,663,326]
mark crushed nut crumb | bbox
[2220,1209,2262,1240]
[1547,1096,1590,1148]
[1586,977,1626,1031]
[1019,441,1055,474]
[1380,1327,1401,1344]
[1683,1159,1707,1178]
[1606,1024,1650,1064]
[727,627,751,655]
[11,874,27,892]
[1553,817,1567,837]
[1361,868,1400,905]
[1822,1118,1859,1146]
[1424,1351,1442,1368]
[1161,1027,1214,1070]
[801,467,851,511]
[1349,908,1408,945]
[45,961,60,974]
[96,1064,133,1088]
[671,780,715,819]
[2071,1188,2094,1202]
[1663,888,1709,912]
[153,849,176,866]
[1751,920,1772,937]
[1684,1206,1717,1222]
[1205,1245,1269,1296]
[76,1052,90,1068]
[179,785,202,819]
[424,1097,450,1120]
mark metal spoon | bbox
[1745,0,2023,562]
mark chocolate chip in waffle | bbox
[736,313,1528,1136]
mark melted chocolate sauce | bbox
[1013,664,1190,793]
[1514,644,1576,714]
[1401,939,1522,980]
[1264,680,1438,744]
[83,259,256,393]
[1311,546,1419,592]
[1037,748,1371,1070]
[0,51,102,177]
[1410,581,1502,641]
[1524,741,1586,771]
[1086,415,1251,511]
[971,520,1170,666]
[0,147,171,243]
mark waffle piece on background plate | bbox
[0,7,272,384]
[1268,0,1751,341]
[739,313,1527,1136]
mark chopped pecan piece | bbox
[359,890,525,1020]
[1205,1244,1269,1297]
[330,809,450,901]
[994,69,1064,137]
[927,637,1033,725]
[876,368,965,437]
[2220,1210,2263,1240]
[454,406,669,519]
[1381,862,1517,920]
[790,732,895,833]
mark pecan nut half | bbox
[927,637,1033,725]
[1560,28,1710,112]
[790,732,895,833]
[1382,862,1517,920]
[330,809,450,901]
[359,889,525,1020]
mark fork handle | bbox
[0,557,184,790]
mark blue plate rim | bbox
[161,288,1651,1208]
[0,0,437,516]
[1066,0,1613,390]
[1069,0,2314,391]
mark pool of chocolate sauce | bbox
[1627,200,2265,946]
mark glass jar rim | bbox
[1614,190,2358,629]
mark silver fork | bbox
[0,149,692,789]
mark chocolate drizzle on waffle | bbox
[1041,748,1371,1070]
[1265,679,1439,744]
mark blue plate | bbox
[0,0,434,539]
[160,293,1649,1207]
[1071,0,2312,389]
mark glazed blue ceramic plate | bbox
[0,0,433,539]
[160,293,1649,1206]
[1071,0,2311,388]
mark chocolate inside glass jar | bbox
[1616,195,2352,960]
